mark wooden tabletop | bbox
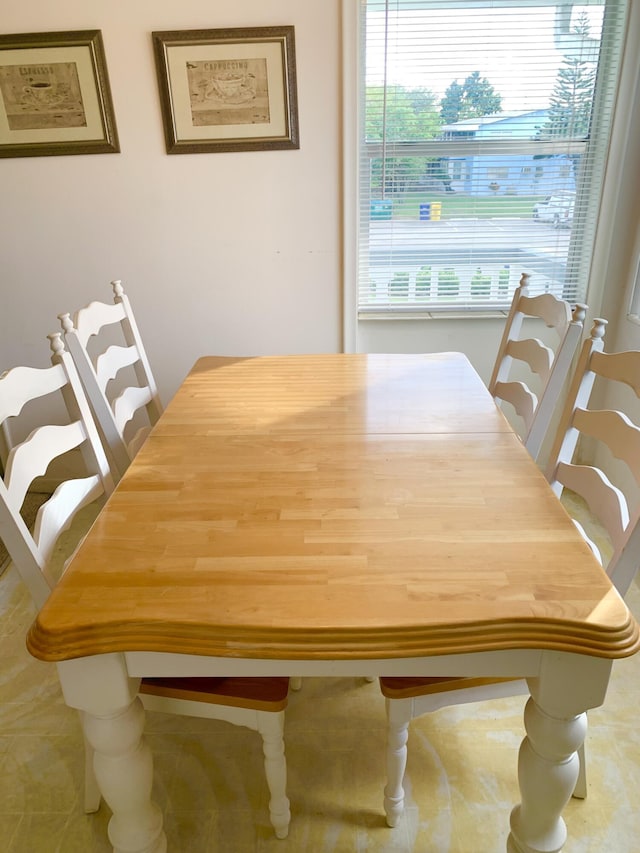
[27,354,639,662]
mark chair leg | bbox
[572,741,587,799]
[83,733,102,814]
[384,697,412,828]
[257,711,291,839]
[290,676,302,691]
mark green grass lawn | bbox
[376,194,542,220]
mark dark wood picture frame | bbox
[152,26,299,154]
[0,30,119,158]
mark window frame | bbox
[343,0,629,346]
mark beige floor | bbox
[1,513,639,852]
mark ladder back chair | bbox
[0,333,114,611]
[58,280,163,482]
[545,317,640,598]
[380,318,640,828]
[488,272,587,461]
[0,335,291,839]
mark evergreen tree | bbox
[538,12,596,139]
[440,72,502,124]
[440,81,464,124]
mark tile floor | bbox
[1,507,639,852]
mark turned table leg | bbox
[508,697,586,853]
[83,698,165,853]
[57,653,167,853]
[507,653,613,853]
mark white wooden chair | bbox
[134,676,291,838]
[0,333,115,610]
[380,318,640,828]
[544,317,640,598]
[488,272,587,461]
[58,280,163,482]
[0,335,291,839]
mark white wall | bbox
[357,315,508,383]
[0,1,342,403]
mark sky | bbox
[365,4,604,112]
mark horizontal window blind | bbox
[358,0,627,313]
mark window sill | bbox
[358,310,510,321]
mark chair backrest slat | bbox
[95,343,140,389]
[518,291,572,330]
[33,474,104,565]
[573,407,640,487]
[112,385,154,436]
[0,362,67,423]
[556,461,628,547]
[505,337,553,382]
[590,348,640,395]
[73,300,127,346]
[4,421,87,511]
[491,379,536,428]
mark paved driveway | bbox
[369,217,570,252]
[365,218,572,301]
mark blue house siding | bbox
[442,110,576,197]
[448,153,576,196]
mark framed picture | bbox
[0,30,119,158]
[152,26,299,154]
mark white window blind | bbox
[358,0,627,313]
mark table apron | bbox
[56,648,614,719]
[123,648,547,679]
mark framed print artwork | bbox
[152,26,299,154]
[0,30,119,158]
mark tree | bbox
[366,85,441,142]
[440,81,464,125]
[440,72,502,124]
[537,12,596,139]
[366,85,441,194]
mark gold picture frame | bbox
[152,26,299,154]
[0,30,119,158]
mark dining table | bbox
[27,352,639,853]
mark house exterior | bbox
[442,110,576,196]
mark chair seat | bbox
[140,676,290,711]
[379,676,520,699]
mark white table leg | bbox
[508,697,586,852]
[507,653,613,853]
[57,654,167,853]
[83,698,165,853]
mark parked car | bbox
[533,192,575,228]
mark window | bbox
[355,0,628,314]
[487,168,510,181]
